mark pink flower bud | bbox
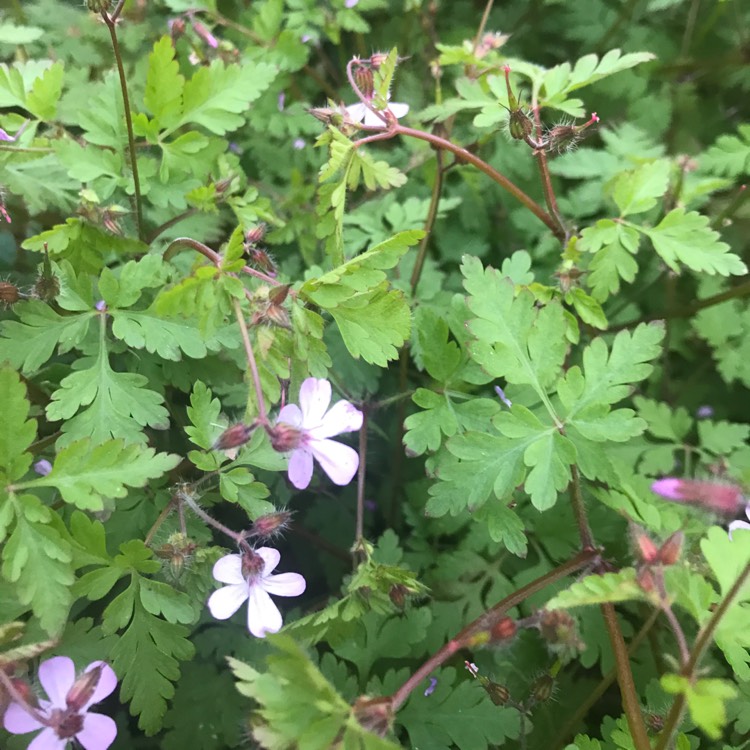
[651,477,745,516]
[214,423,254,451]
[65,665,103,712]
[266,422,303,453]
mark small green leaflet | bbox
[545,569,646,609]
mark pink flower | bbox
[207,549,306,637]
[650,477,745,515]
[274,378,363,489]
[3,656,117,750]
[729,505,750,539]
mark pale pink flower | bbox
[207,549,306,637]
[274,378,363,489]
[3,656,117,750]
[346,96,409,128]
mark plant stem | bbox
[102,10,144,242]
[569,465,595,550]
[355,407,368,546]
[232,297,268,425]
[410,150,444,293]
[0,669,51,725]
[601,602,652,750]
[144,497,177,547]
[111,0,127,22]
[471,0,495,52]
[389,548,598,712]
[178,488,245,545]
[655,559,750,750]
[553,608,661,750]
[146,209,198,244]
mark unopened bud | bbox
[509,109,533,140]
[86,0,111,11]
[490,617,517,642]
[65,665,103,712]
[369,52,389,69]
[352,696,393,737]
[528,673,555,705]
[269,284,290,306]
[246,247,277,277]
[635,532,660,564]
[651,477,745,517]
[214,423,254,451]
[538,609,584,654]
[34,257,60,302]
[657,531,683,566]
[266,422,303,453]
[0,281,19,305]
[248,510,292,540]
[168,18,186,38]
[545,113,599,154]
[389,584,409,609]
[245,224,266,246]
[353,66,375,99]
[637,567,656,593]
[645,711,665,733]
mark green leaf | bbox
[0,301,92,375]
[662,674,737,740]
[702,124,750,177]
[579,220,641,302]
[2,495,74,634]
[230,636,402,750]
[611,159,670,216]
[0,368,37,482]
[697,420,750,456]
[462,255,567,397]
[642,208,747,276]
[398,666,520,750]
[0,60,63,120]
[109,588,195,734]
[545,569,645,609]
[329,285,411,366]
[31,439,179,511]
[46,343,170,447]
[144,37,185,131]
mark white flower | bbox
[275,378,363,489]
[346,97,409,128]
[729,505,750,539]
[207,549,306,637]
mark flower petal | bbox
[263,572,306,598]
[298,378,332,427]
[28,728,66,750]
[362,108,388,127]
[277,403,303,428]
[212,554,244,584]
[308,399,363,440]
[310,439,359,486]
[288,447,314,489]
[77,713,117,750]
[728,520,750,540]
[247,585,282,637]
[388,102,409,119]
[345,103,367,123]
[38,656,75,708]
[83,662,118,708]
[208,583,249,620]
[256,547,281,575]
[3,702,46,734]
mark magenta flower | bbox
[729,505,750,539]
[3,656,117,750]
[346,97,409,128]
[207,549,306,637]
[651,477,745,516]
[273,378,363,489]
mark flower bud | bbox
[353,66,375,99]
[490,617,517,643]
[248,510,293,540]
[86,0,111,11]
[509,109,533,140]
[637,567,656,594]
[214,423,254,451]
[245,224,267,246]
[168,18,186,38]
[545,113,599,154]
[657,531,684,566]
[0,281,19,306]
[65,664,103,712]
[645,711,664,733]
[352,696,393,737]
[389,583,409,609]
[651,477,745,517]
[538,609,585,654]
[635,531,659,564]
[34,264,60,303]
[369,52,389,69]
[266,422,303,453]
[246,247,277,277]
[528,673,555,705]
[240,548,266,580]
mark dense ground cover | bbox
[1,1,750,748]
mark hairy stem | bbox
[232,297,268,425]
[355,407,368,546]
[146,209,198,244]
[411,150,445,292]
[389,548,598,711]
[178,488,245,545]
[601,602,652,750]
[569,465,595,550]
[102,10,144,241]
[0,669,51,725]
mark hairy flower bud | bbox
[538,609,585,654]
[353,696,394,737]
[245,224,267,246]
[651,477,745,517]
[528,673,555,706]
[154,533,197,580]
[490,617,517,642]
[86,0,111,11]
[248,510,293,541]
[240,548,266,580]
[354,66,375,99]
[0,281,19,306]
[214,423,254,451]
[65,665,103,712]
[266,422,303,453]
[635,531,660,564]
[545,113,599,154]
[657,531,683,566]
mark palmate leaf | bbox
[662,674,737,740]
[397,666,520,750]
[27,439,180,511]
[702,124,750,177]
[578,221,640,302]
[545,569,645,609]
[0,368,37,482]
[0,59,64,120]
[230,636,402,750]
